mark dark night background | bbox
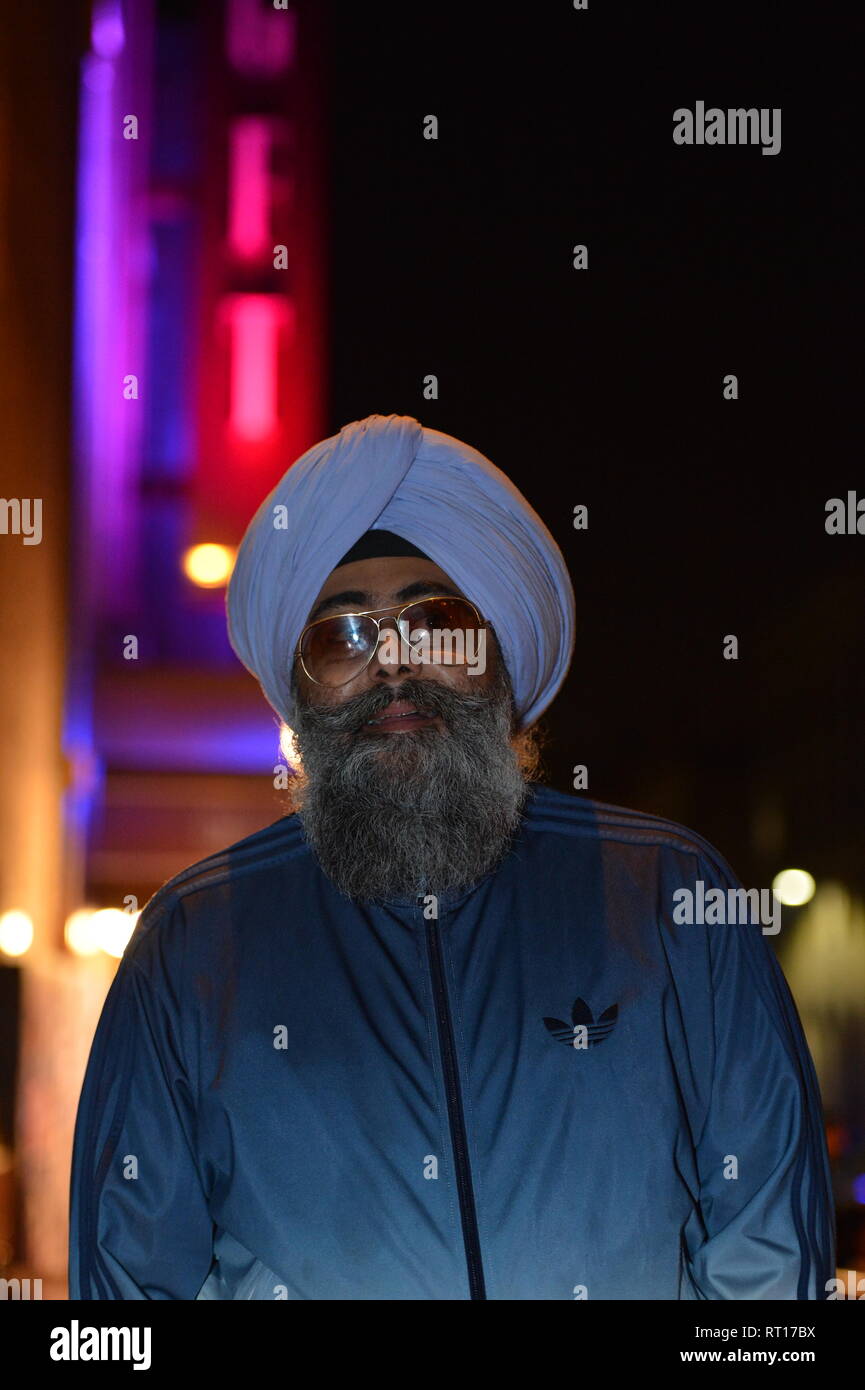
[328,1,864,894]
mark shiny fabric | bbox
[68,785,835,1300]
[225,414,576,731]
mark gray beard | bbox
[289,666,530,903]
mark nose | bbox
[370,616,414,678]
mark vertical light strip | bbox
[225,294,293,440]
[228,117,271,259]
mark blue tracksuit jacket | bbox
[68,783,835,1299]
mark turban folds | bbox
[226,414,575,731]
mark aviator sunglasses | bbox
[295,595,486,687]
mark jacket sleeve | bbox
[68,920,214,1299]
[686,850,836,1300]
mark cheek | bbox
[430,655,495,689]
[294,655,367,703]
[313,670,378,710]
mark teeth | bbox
[367,711,421,725]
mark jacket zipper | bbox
[425,916,487,1300]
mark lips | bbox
[363,700,438,731]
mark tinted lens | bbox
[300,614,378,685]
[300,598,484,684]
[402,598,482,663]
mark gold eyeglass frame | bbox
[295,595,486,687]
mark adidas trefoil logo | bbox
[543,997,619,1049]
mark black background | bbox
[327,1,864,891]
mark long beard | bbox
[289,666,531,902]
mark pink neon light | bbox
[226,0,295,77]
[225,295,293,441]
[228,117,270,259]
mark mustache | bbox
[295,676,501,735]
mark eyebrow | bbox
[306,580,465,624]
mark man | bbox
[69,414,835,1300]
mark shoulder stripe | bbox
[136,814,309,925]
[523,785,739,879]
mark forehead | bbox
[305,556,466,623]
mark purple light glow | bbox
[91,0,126,59]
[81,55,114,95]
[67,0,154,845]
